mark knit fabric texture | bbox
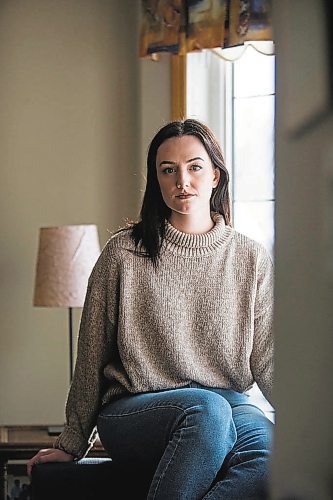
[54,214,274,459]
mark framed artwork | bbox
[6,465,31,500]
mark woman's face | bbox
[156,135,220,217]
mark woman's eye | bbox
[190,165,202,171]
[162,167,175,174]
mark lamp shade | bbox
[33,224,101,308]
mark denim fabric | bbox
[97,383,273,499]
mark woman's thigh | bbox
[219,403,273,477]
[204,405,273,499]
[97,387,235,469]
[231,404,273,455]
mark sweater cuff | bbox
[53,425,96,460]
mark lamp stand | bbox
[47,307,74,436]
[69,306,74,382]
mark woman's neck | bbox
[169,211,214,234]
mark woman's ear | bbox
[213,167,220,188]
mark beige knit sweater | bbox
[54,214,274,459]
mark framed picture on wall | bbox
[6,466,31,500]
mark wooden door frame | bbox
[171,54,187,120]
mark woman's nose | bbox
[176,170,190,189]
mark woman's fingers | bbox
[27,448,74,477]
[27,449,52,477]
[37,448,54,457]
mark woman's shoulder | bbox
[229,227,273,264]
[102,226,136,255]
[89,226,137,280]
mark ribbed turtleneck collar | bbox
[163,213,232,257]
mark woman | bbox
[27,119,274,499]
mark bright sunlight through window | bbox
[187,42,275,421]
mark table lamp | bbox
[33,224,101,382]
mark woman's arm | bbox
[53,245,119,459]
[27,243,119,476]
[250,249,274,407]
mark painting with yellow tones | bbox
[228,0,272,47]
[140,0,186,57]
[187,0,227,52]
[139,0,272,56]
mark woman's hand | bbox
[27,448,74,477]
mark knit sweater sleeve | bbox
[53,244,118,459]
[250,248,274,407]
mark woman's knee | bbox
[187,389,232,417]
[179,389,237,445]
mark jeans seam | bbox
[203,484,216,499]
[150,411,188,499]
[98,404,187,419]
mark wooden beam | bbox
[171,54,187,121]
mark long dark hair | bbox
[131,119,231,266]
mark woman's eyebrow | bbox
[186,157,204,163]
[158,157,205,167]
[159,160,177,167]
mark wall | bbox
[140,53,171,190]
[0,0,144,425]
[271,1,333,498]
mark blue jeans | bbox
[97,383,273,499]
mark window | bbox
[187,41,275,256]
[187,42,275,420]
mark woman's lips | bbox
[176,194,195,199]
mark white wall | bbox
[139,53,171,190]
[0,0,133,425]
[271,1,333,498]
[0,0,172,426]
